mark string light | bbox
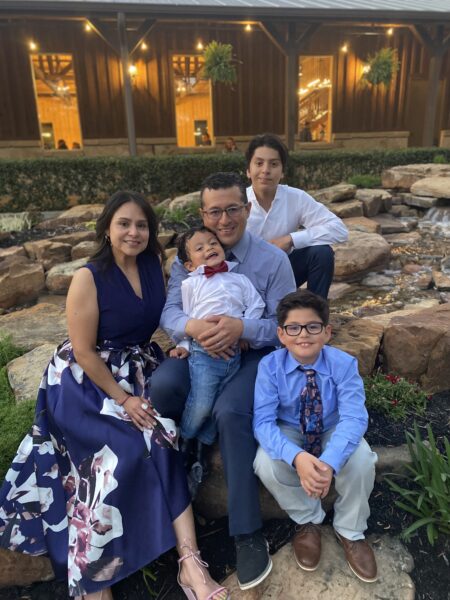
[196,41,204,51]
[128,64,137,77]
[387,27,394,36]
[85,23,92,32]
[29,41,37,51]
[362,65,371,74]
[341,43,348,53]
[141,42,148,50]
[245,24,252,32]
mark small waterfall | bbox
[423,206,450,223]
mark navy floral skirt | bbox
[0,340,190,597]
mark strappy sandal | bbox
[177,546,230,600]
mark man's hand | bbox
[197,315,244,359]
[269,234,293,253]
[169,347,190,359]
[293,452,331,497]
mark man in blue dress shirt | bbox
[253,289,378,583]
[152,172,296,590]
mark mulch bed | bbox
[1,391,449,600]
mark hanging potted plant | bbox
[362,47,399,86]
[202,41,238,86]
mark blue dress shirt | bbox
[160,231,296,348]
[253,346,368,474]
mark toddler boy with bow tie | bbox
[168,226,264,492]
[253,290,378,583]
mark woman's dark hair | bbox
[276,290,329,327]
[176,226,220,264]
[245,133,288,171]
[90,190,163,268]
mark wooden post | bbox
[117,12,137,157]
[285,44,299,151]
[422,50,443,147]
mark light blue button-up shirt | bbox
[160,231,296,348]
[253,346,368,473]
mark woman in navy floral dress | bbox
[0,192,229,600]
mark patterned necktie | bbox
[298,367,323,457]
[204,261,228,278]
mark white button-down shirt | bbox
[177,261,265,350]
[246,184,348,250]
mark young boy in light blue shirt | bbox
[253,290,378,583]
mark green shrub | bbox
[347,174,382,188]
[433,154,447,164]
[387,423,450,545]
[1,147,450,212]
[364,373,428,421]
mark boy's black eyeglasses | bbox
[282,322,324,336]
[201,205,245,220]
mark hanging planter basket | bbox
[202,41,238,86]
[362,47,400,87]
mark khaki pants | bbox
[253,423,377,541]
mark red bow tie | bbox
[204,261,228,278]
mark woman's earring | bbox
[105,234,110,244]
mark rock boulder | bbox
[410,177,450,199]
[330,319,384,376]
[333,231,391,281]
[46,258,87,294]
[382,163,450,190]
[0,303,67,351]
[7,343,55,403]
[312,184,356,204]
[0,261,45,309]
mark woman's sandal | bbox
[177,546,230,600]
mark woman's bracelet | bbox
[115,393,132,406]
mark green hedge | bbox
[0,147,449,212]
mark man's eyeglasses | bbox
[201,205,245,221]
[282,322,324,336]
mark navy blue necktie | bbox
[298,367,323,457]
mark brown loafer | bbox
[335,531,378,583]
[292,523,322,571]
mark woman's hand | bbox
[123,396,157,431]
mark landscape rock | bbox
[432,271,450,291]
[168,191,200,210]
[158,229,176,248]
[222,528,414,600]
[410,177,450,199]
[52,230,96,246]
[378,189,393,212]
[343,216,381,234]
[361,273,394,287]
[7,343,55,403]
[375,445,412,481]
[312,183,356,204]
[46,258,87,294]
[382,163,450,190]
[0,245,26,263]
[383,303,450,393]
[71,240,97,260]
[389,205,418,218]
[383,231,422,246]
[24,239,72,270]
[333,231,391,281]
[329,199,363,219]
[36,204,104,229]
[0,303,66,351]
[163,247,178,277]
[0,548,54,588]
[327,282,354,300]
[330,319,384,376]
[355,189,383,217]
[417,273,433,290]
[399,192,438,209]
[362,299,440,327]
[372,214,417,234]
[0,261,45,309]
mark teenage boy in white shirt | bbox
[245,133,348,298]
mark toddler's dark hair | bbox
[176,226,221,264]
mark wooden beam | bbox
[422,52,443,147]
[410,24,435,50]
[89,17,120,55]
[285,22,298,151]
[260,20,288,55]
[129,18,157,56]
[117,12,137,157]
[294,22,321,50]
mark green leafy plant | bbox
[0,335,35,481]
[362,47,399,87]
[433,154,447,164]
[386,423,450,545]
[347,174,382,188]
[202,41,237,85]
[364,373,428,421]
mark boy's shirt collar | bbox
[284,347,328,375]
[188,260,238,277]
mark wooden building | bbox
[0,0,449,157]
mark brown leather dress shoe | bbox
[335,531,378,583]
[292,523,322,571]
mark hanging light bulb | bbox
[387,27,394,36]
[128,64,138,77]
[341,43,348,53]
[141,42,148,50]
[196,40,204,51]
[29,41,37,51]
[85,23,92,32]
[245,24,252,32]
